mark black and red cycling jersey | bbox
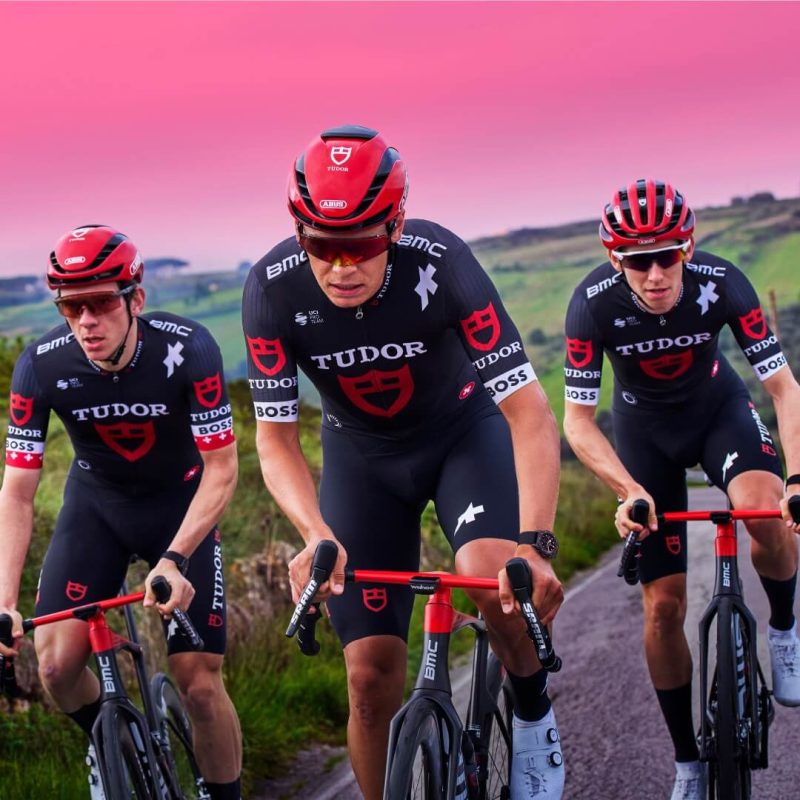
[5,312,235,487]
[563,250,786,411]
[242,219,536,435]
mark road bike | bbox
[1,575,209,799]
[286,540,562,800]
[618,497,800,800]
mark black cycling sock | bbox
[205,778,242,800]
[66,696,102,737]
[507,668,551,722]
[655,682,698,762]
[759,572,797,631]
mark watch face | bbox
[537,532,558,558]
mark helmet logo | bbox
[130,252,142,275]
[64,256,86,266]
[69,227,91,241]
[638,198,647,207]
[320,199,347,209]
[665,198,673,216]
[330,146,352,166]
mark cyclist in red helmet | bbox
[244,125,566,798]
[564,180,800,799]
[0,225,243,800]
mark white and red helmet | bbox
[48,225,143,288]
[288,125,408,231]
[600,179,695,250]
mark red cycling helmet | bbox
[288,125,408,231]
[48,225,143,289]
[599,179,695,250]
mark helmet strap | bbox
[97,292,136,368]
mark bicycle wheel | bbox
[151,672,209,799]
[99,704,158,799]
[478,657,513,800]
[711,603,752,800]
[385,699,447,800]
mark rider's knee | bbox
[644,591,687,631]
[346,657,403,727]
[37,654,79,693]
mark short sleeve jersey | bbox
[4,312,234,488]
[563,251,786,411]
[242,219,536,436]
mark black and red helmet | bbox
[288,125,408,231]
[48,225,143,289]
[599,179,695,250]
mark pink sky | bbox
[2,1,799,276]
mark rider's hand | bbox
[143,563,196,616]
[780,485,800,534]
[288,528,347,604]
[0,607,23,658]
[615,486,658,540]
[498,548,564,626]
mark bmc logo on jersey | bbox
[739,308,767,340]
[95,422,156,462]
[461,303,500,352]
[9,393,34,426]
[363,588,388,613]
[338,366,413,418]
[247,336,287,376]
[640,351,694,380]
[194,373,223,408]
[566,338,593,369]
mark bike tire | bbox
[151,672,209,799]
[712,602,752,800]
[476,654,512,800]
[99,704,158,799]
[385,699,447,800]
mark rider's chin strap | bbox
[98,293,136,368]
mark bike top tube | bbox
[658,508,782,524]
[346,569,499,591]
[21,592,145,633]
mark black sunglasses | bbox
[612,242,690,272]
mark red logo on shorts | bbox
[338,366,413,418]
[95,421,156,462]
[665,536,682,556]
[739,308,767,340]
[214,528,221,543]
[193,373,222,408]
[762,444,777,457]
[566,338,593,369]
[461,303,501,352]
[362,588,388,613]
[9,393,34,426]
[66,581,88,602]
[247,336,286,376]
[208,614,224,628]
[640,351,693,380]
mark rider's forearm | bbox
[0,489,34,608]
[255,424,330,543]
[166,443,238,557]
[563,411,641,499]
[772,381,800,480]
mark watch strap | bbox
[160,550,190,576]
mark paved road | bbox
[255,487,800,799]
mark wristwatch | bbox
[160,550,190,576]
[518,530,559,560]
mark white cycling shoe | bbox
[670,760,707,800]
[86,743,107,800]
[511,707,565,798]
[769,623,800,707]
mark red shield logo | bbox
[363,588,388,613]
[761,443,777,457]
[247,336,286,376]
[566,338,593,369]
[9,393,34,426]
[66,581,88,602]
[665,536,682,556]
[208,614,224,628]
[461,303,501,352]
[739,308,766,340]
[95,421,156,462]
[338,366,414,417]
[640,351,693,380]
[194,373,222,408]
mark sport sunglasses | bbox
[54,285,136,319]
[298,226,393,265]
[612,241,691,272]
